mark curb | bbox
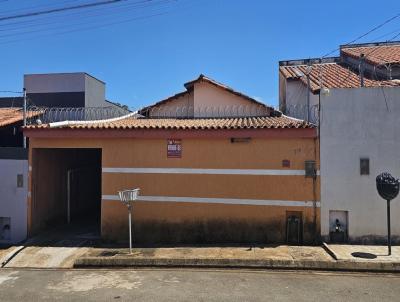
[74,257,400,272]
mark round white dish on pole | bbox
[118,188,140,254]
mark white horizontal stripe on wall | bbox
[102,167,320,176]
[102,195,320,207]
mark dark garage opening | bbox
[31,148,101,237]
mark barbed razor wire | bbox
[26,105,131,125]
[140,104,273,119]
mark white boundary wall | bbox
[320,86,400,243]
[0,158,28,244]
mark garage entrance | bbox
[30,148,101,237]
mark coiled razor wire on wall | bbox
[26,106,131,125]
[140,104,273,119]
[282,104,319,124]
[25,104,319,125]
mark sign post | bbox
[118,188,140,254]
[376,173,399,256]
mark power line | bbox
[363,32,400,60]
[0,0,139,22]
[0,10,167,45]
[370,27,400,41]
[0,0,84,16]
[0,90,23,94]
[321,12,400,58]
[0,0,174,39]
[0,0,197,44]
[0,0,155,29]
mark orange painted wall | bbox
[28,135,320,243]
[101,200,319,244]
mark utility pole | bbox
[23,88,27,149]
[305,64,312,122]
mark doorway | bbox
[286,211,303,244]
[329,210,348,243]
[31,148,101,237]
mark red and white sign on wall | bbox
[167,139,182,158]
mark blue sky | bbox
[1,0,400,109]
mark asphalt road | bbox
[0,268,399,301]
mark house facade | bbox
[0,109,35,244]
[25,75,320,244]
[279,41,400,243]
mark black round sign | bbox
[376,172,400,201]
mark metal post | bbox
[23,88,27,148]
[306,75,310,122]
[387,199,391,256]
[128,205,132,254]
[304,64,312,123]
[360,54,365,87]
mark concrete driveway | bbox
[3,224,100,269]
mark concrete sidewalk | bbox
[74,244,400,272]
[324,244,400,262]
[75,245,333,269]
[4,241,400,272]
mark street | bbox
[0,268,399,301]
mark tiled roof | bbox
[341,45,400,65]
[279,63,400,92]
[0,108,26,127]
[27,115,314,130]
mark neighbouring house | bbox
[0,108,31,244]
[0,72,128,244]
[279,41,400,243]
[0,72,127,109]
[24,75,320,245]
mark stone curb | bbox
[74,257,400,272]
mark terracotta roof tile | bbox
[279,63,400,92]
[0,108,26,127]
[27,115,314,130]
[341,45,400,65]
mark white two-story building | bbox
[279,41,400,243]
